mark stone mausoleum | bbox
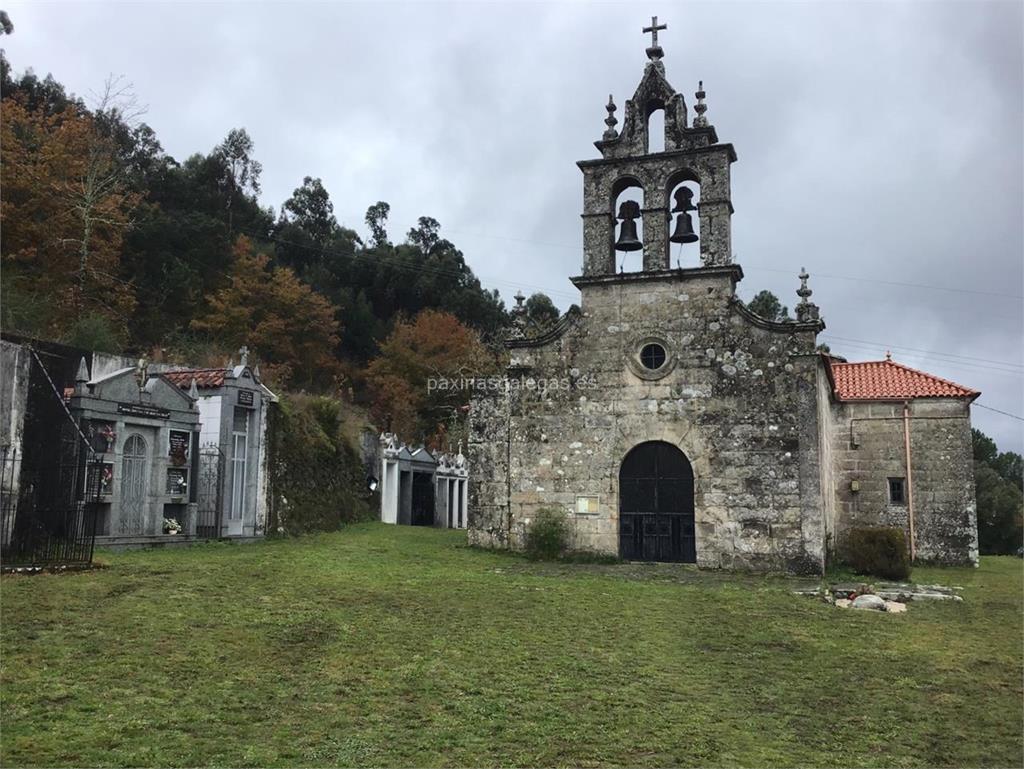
[468,20,979,572]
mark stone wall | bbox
[467,389,511,549]
[469,266,827,574]
[827,397,978,566]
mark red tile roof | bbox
[828,358,979,401]
[161,368,227,390]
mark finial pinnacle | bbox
[693,80,709,128]
[795,268,821,324]
[509,290,528,339]
[603,94,619,140]
[885,350,893,362]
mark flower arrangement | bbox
[163,517,182,535]
[90,422,116,451]
[99,465,113,495]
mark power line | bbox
[743,265,1023,301]
[335,215,1024,302]
[254,229,1021,375]
[129,224,1024,424]
[822,338,1023,378]
[974,403,1024,422]
[822,334,1023,371]
[169,224,1020,381]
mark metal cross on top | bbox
[643,15,667,57]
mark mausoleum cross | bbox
[643,16,667,48]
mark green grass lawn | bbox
[1,524,1021,768]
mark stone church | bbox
[467,20,979,573]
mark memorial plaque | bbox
[166,468,188,496]
[118,403,170,420]
[169,430,190,464]
[237,390,254,407]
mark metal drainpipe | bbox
[903,401,916,561]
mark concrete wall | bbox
[0,340,30,452]
[197,396,222,447]
[469,268,827,574]
[827,397,978,566]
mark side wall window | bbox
[888,477,906,505]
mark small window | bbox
[232,406,249,434]
[576,495,600,516]
[888,477,906,505]
[639,343,667,370]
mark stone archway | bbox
[619,441,695,562]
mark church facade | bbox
[467,23,979,573]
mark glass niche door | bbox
[226,406,249,536]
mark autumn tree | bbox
[365,309,496,446]
[1,93,137,340]
[191,236,343,391]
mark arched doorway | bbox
[619,441,695,562]
[119,434,148,536]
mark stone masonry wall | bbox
[467,388,511,549]
[468,268,827,574]
[827,397,978,566]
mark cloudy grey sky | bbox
[5,0,1022,451]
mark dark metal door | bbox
[619,441,695,562]
[411,472,435,526]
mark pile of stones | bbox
[795,581,965,613]
[828,584,907,613]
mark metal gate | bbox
[0,346,101,568]
[195,444,224,539]
[119,434,148,535]
[619,441,696,563]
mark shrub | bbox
[844,526,911,580]
[524,507,569,561]
[65,313,125,353]
[268,394,374,535]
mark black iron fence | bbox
[0,445,102,568]
[1,343,102,569]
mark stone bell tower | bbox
[578,17,736,275]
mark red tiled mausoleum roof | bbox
[161,368,228,390]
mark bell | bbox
[671,187,697,213]
[615,219,643,251]
[670,211,699,244]
[615,199,643,252]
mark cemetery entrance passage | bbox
[618,441,695,563]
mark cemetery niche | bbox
[379,433,468,529]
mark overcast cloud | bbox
[4,0,1022,451]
